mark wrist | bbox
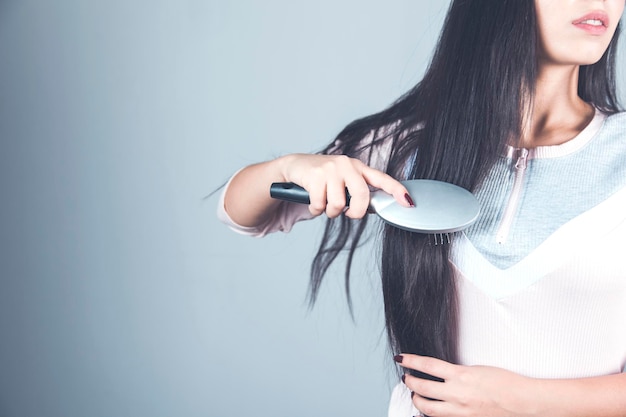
[274,154,297,184]
[502,375,544,417]
[520,376,548,417]
[519,374,626,417]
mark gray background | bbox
[0,1,621,417]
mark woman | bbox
[218,0,626,415]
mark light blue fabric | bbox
[466,112,626,269]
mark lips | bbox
[572,11,609,34]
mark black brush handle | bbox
[270,182,311,204]
[270,182,351,206]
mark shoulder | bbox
[600,110,626,131]
[588,110,626,150]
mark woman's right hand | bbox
[223,153,412,228]
[277,153,412,219]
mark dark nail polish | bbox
[394,354,404,363]
[405,193,415,207]
[401,374,406,384]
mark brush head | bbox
[370,179,479,234]
[269,179,480,235]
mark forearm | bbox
[222,152,409,228]
[532,372,626,417]
[399,355,626,417]
[223,156,292,228]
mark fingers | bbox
[397,355,529,416]
[395,354,457,381]
[405,374,443,399]
[360,164,413,208]
[342,172,370,218]
[342,160,411,218]
[396,354,463,415]
[325,179,348,218]
[284,154,412,219]
[306,177,328,217]
[395,354,456,404]
[411,394,451,417]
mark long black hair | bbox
[310,0,621,369]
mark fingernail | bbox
[401,374,406,384]
[404,193,415,207]
[394,354,404,363]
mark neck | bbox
[519,63,595,148]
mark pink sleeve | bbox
[216,170,314,237]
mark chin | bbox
[548,47,611,67]
[540,39,613,67]
[574,51,610,66]
[574,41,614,65]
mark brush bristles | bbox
[429,233,452,246]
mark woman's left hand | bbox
[397,354,539,417]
